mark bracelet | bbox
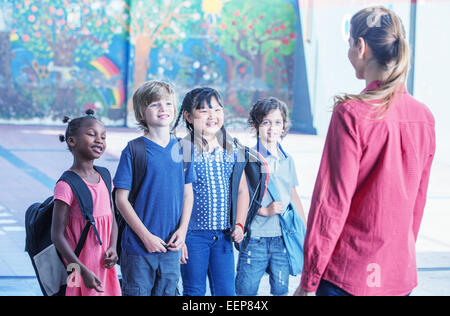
[235,223,245,233]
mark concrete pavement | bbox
[0,124,449,296]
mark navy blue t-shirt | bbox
[113,136,196,255]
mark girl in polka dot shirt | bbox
[172,87,250,296]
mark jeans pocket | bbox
[248,237,262,245]
[122,285,140,296]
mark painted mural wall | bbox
[0,0,315,133]
[0,0,129,125]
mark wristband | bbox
[235,223,245,233]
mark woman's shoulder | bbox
[334,98,365,114]
[401,93,435,125]
[332,98,374,125]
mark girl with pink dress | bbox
[51,110,121,296]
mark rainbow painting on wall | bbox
[90,56,125,109]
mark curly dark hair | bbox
[248,97,291,138]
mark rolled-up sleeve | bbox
[300,104,361,292]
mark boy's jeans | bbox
[120,249,181,296]
[181,230,235,296]
[235,236,290,296]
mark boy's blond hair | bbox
[132,80,177,133]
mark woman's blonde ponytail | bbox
[334,6,411,117]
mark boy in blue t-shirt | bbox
[114,81,196,296]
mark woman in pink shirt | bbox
[294,6,435,296]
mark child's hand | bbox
[104,248,118,269]
[180,244,189,264]
[81,268,104,293]
[260,202,283,216]
[167,229,186,251]
[142,232,167,253]
[231,225,244,243]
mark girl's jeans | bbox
[181,230,235,296]
[235,236,290,296]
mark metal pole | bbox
[407,0,417,95]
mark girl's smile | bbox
[91,143,104,155]
[185,96,224,138]
[70,120,106,160]
[206,121,219,127]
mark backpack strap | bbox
[237,147,271,251]
[94,165,113,211]
[94,166,112,198]
[253,151,270,201]
[128,137,147,205]
[177,137,192,173]
[74,223,92,257]
[58,171,103,256]
[229,140,248,230]
[266,177,280,202]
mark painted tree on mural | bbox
[0,2,34,119]
[11,0,127,118]
[113,0,200,114]
[215,0,297,106]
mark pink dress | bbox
[54,174,122,296]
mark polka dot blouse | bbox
[188,144,237,231]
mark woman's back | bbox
[298,6,436,297]
[311,81,435,295]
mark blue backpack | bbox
[266,178,306,276]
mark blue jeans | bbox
[316,279,412,296]
[120,249,181,296]
[316,279,353,296]
[235,236,290,296]
[181,230,235,296]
